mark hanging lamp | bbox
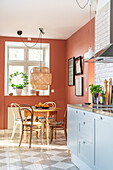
[84,0,95,60]
[30,28,52,90]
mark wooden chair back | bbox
[11,103,20,121]
[44,102,56,108]
[19,104,33,124]
[63,109,67,127]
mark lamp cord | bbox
[40,31,42,68]
[76,0,89,9]
[19,33,41,48]
[90,4,91,48]
[18,28,44,48]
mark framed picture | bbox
[75,56,83,75]
[75,77,83,96]
[68,57,75,86]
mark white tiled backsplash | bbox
[95,1,113,87]
[95,63,113,87]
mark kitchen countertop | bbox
[67,104,113,118]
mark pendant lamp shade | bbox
[84,2,95,60]
[30,67,52,90]
[84,47,95,60]
[29,28,52,90]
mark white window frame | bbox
[5,42,50,96]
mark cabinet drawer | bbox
[78,110,94,122]
[78,137,94,168]
[78,119,94,142]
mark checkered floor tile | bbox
[0,130,79,170]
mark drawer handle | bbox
[83,141,86,144]
[100,117,103,120]
[83,122,86,125]
[83,112,85,115]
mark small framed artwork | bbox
[68,57,75,86]
[75,77,83,96]
[75,56,83,75]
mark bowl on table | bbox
[41,106,49,109]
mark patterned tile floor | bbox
[0,130,79,170]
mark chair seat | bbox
[49,121,64,126]
[39,117,53,120]
[23,121,42,126]
[16,117,31,121]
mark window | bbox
[5,42,50,96]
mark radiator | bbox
[8,107,20,129]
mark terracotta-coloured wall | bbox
[66,18,95,104]
[0,36,66,129]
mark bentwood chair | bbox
[10,103,31,139]
[10,103,21,139]
[38,102,56,134]
[49,109,67,144]
[19,104,43,148]
[38,102,56,122]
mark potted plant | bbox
[89,84,101,104]
[9,71,29,95]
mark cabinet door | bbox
[95,115,113,170]
[67,107,78,155]
[78,136,94,168]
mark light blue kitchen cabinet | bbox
[78,136,94,169]
[94,115,113,170]
[77,111,94,169]
[67,107,78,156]
[67,105,113,170]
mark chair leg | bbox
[29,125,33,148]
[20,123,22,137]
[36,131,38,139]
[64,128,67,141]
[19,125,24,147]
[50,126,53,144]
[11,123,17,139]
[41,125,43,144]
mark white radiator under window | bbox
[8,107,20,129]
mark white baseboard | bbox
[71,153,92,170]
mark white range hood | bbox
[94,0,113,62]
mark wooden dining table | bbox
[24,107,61,145]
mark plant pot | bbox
[93,93,98,104]
[16,89,22,95]
[30,89,35,95]
[36,91,39,96]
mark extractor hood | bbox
[91,0,113,63]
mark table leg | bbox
[25,116,28,143]
[36,116,38,138]
[54,111,57,139]
[68,149,71,156]
[46,111,49,145]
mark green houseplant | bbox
[89,84,101,96]
[9,71,29,95]
[89,84,101,104]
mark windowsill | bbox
[5,94,50,97]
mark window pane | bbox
[28,66,35,91]
[29,49,43,61]
[9,48,24,60]
[9,66,24,75]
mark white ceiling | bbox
[0,0,96,40]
